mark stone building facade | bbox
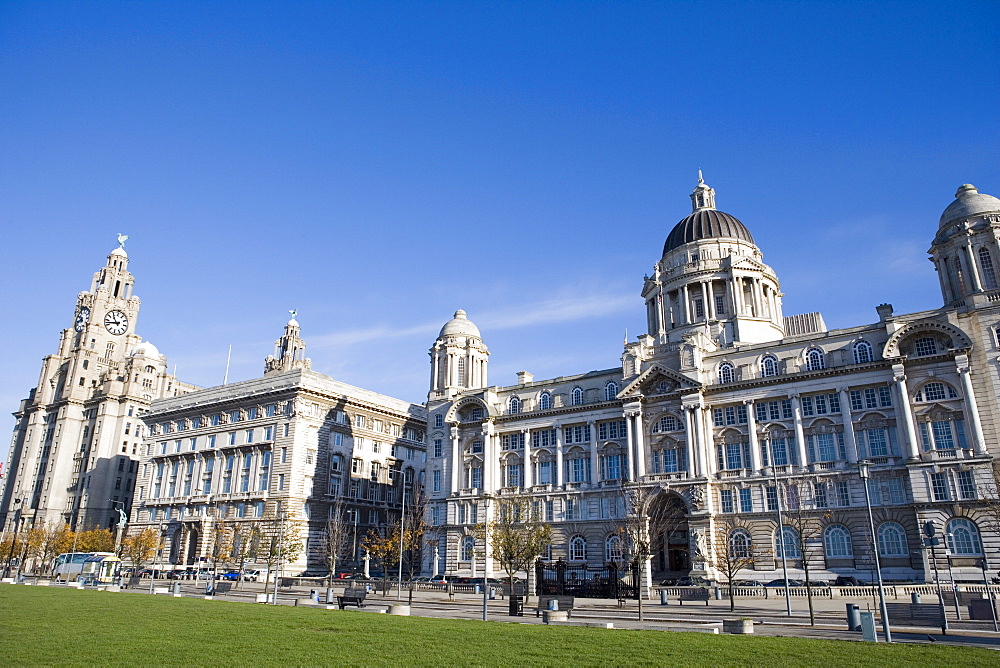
[127,319,427,573]
[426,179,1000,584]
[0,242,196,535]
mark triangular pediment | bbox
[619,363,701,399]
[731,256,766,272]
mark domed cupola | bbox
[938,184,1000,230]
[642,174,785,349]
[429,310,489,399]
[662,172,755,255]
[930,184,1000,305]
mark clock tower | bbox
[0,240,197,536]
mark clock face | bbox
[74,306,91,332]
[104,309,129,336]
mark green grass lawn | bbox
[0,586,995,667]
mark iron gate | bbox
[535,559,640,599]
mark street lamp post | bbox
[858,461,891,642]
[396,471,406,601]
[943,534,962,621]
[770,465,792,616]
[3,500,22,579]
[923,521,949,634]
[978,557,999,632]
[271,511,285,605]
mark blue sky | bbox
[2,2,998,453]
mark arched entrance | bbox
[648,492,690,581]
[186,528,200,565]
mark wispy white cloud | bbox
[309,290,636,348]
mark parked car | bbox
[428,574,458,584]
[664,576,711,587]
[834,576,865,586]
[765,578,804,587]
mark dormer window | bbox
[538,392,552,411]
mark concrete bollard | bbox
[660,589,669,605]
[326,587,335,605]
[388,604,410,616]
[910,592,921,604]
[172,582,182,597]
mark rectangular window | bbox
[755,403,767,422]
[597,420,627,440]
[836,481,850,507]
[538,460,553,485]
[781,399,793,419]
[545,500,554,522]
[867,479,882,505]
[469,467,482,489]
[931,472,950,501]
[765,486,778,511]
[957,471,976,500]
[245,429,254,444]
[433,439,443,458]
[801,396,814,416]
[228,432,236,446]
[878,386,893,407]
[501,433,525,450]
[281,447,288,463]
[432,470,441,493]
[864,388,878,409]
[931,421,955,449]
[850,390,863,411]
[661,449,679,473]
[786,484,800,510]
[887,477,905,504]
[815,482,828,508]
[739,488,753,513]
[720,489,734,513]
[264,426,273,441]
[713,409,725,427]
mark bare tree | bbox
[253,513,303,590]
[617,485,688,621]
[782,486,825,626]
[229,521,261,589]
[206,519,234,577]
[475,493,552,602]
[322,495,352,588]
[703,518,759,612]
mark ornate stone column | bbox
[449,424,461,492]
[632,410,646,478]
[790,394,808,468]
[956,356,987,455]
[891,364,920,460]
[837,388,859,463]
[522,428,532,489]
[744,399,762,472]
[554,424,564,488]
[482,422,496,494]
[588,420,598,487]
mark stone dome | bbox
[110,246,128,257]
[439,310,481,338]
[131,340,160,359]
[939,184,1000,228]
[663,208,755,255]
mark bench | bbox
[210,581,232,596]
[678,588,711,606]
[884,603,947,634]
[535,595,575,618]
[337,588,367,609]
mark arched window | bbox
[823,525,853,558]
[571,387,583,406]
[853,341,874,365]
[775,526,801,559]
[652,415,680,433]
[946,518,982,556]
[604,382,619,402]
[760,355,778,378]
[460,536,475,562]
[805,348,825,371]
[605,535,624,563]
[979,247,998,290]
[569,535,587,561]
[914,381,958,402]
[538,392,552,411]
[729,529,752,559]
[718,362,735,384]
[876,522,908,557]
[508,396,521,415]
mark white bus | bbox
[53,552,115,581]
